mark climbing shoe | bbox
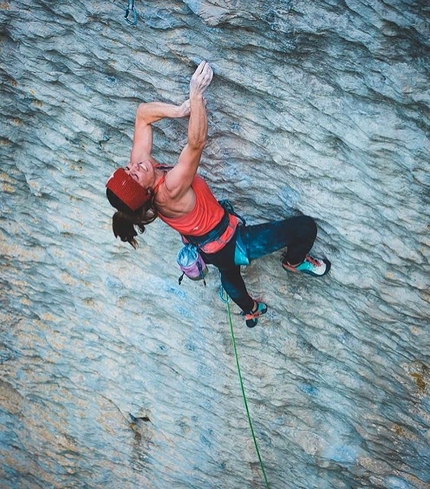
[282,254,331,277]
[242,301,268,328]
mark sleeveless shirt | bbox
[157,175,238,254]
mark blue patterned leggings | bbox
[201,215,317,313]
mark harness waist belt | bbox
[183,210,230,247]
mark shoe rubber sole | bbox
[282,258,331,277]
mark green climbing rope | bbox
[225,296,271,489]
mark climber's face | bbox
[125,160,155,189]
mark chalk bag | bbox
[177,244,208,286]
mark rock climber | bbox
[106,61,330,327]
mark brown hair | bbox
[107,188,158,249]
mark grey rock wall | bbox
[0,1,429,488]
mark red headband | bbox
[106,168,150,211]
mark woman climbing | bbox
[106,61,330,328]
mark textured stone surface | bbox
[0,1,429,488]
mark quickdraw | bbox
[125,0,137,25]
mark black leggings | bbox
[201,215,317,313]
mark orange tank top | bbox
[157,175,238,254]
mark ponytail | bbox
[107,188,158,249]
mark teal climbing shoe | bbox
[283,254,331,277]
[242,301,268,328]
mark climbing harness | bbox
[177,199,248,285]
[218,199,246,227]
[218,200,249,265]
[183,210,231,248]
[182,199,249,269]
[124,0,137,25]
[221,287,271,489]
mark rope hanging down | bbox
[222,288,271,489]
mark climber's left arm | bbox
[130,101,190,164]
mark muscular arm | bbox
[164,61,213,198]
[130,100,190,164]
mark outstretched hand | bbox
[190,61,213,98]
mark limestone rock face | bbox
[1,1,429,488]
